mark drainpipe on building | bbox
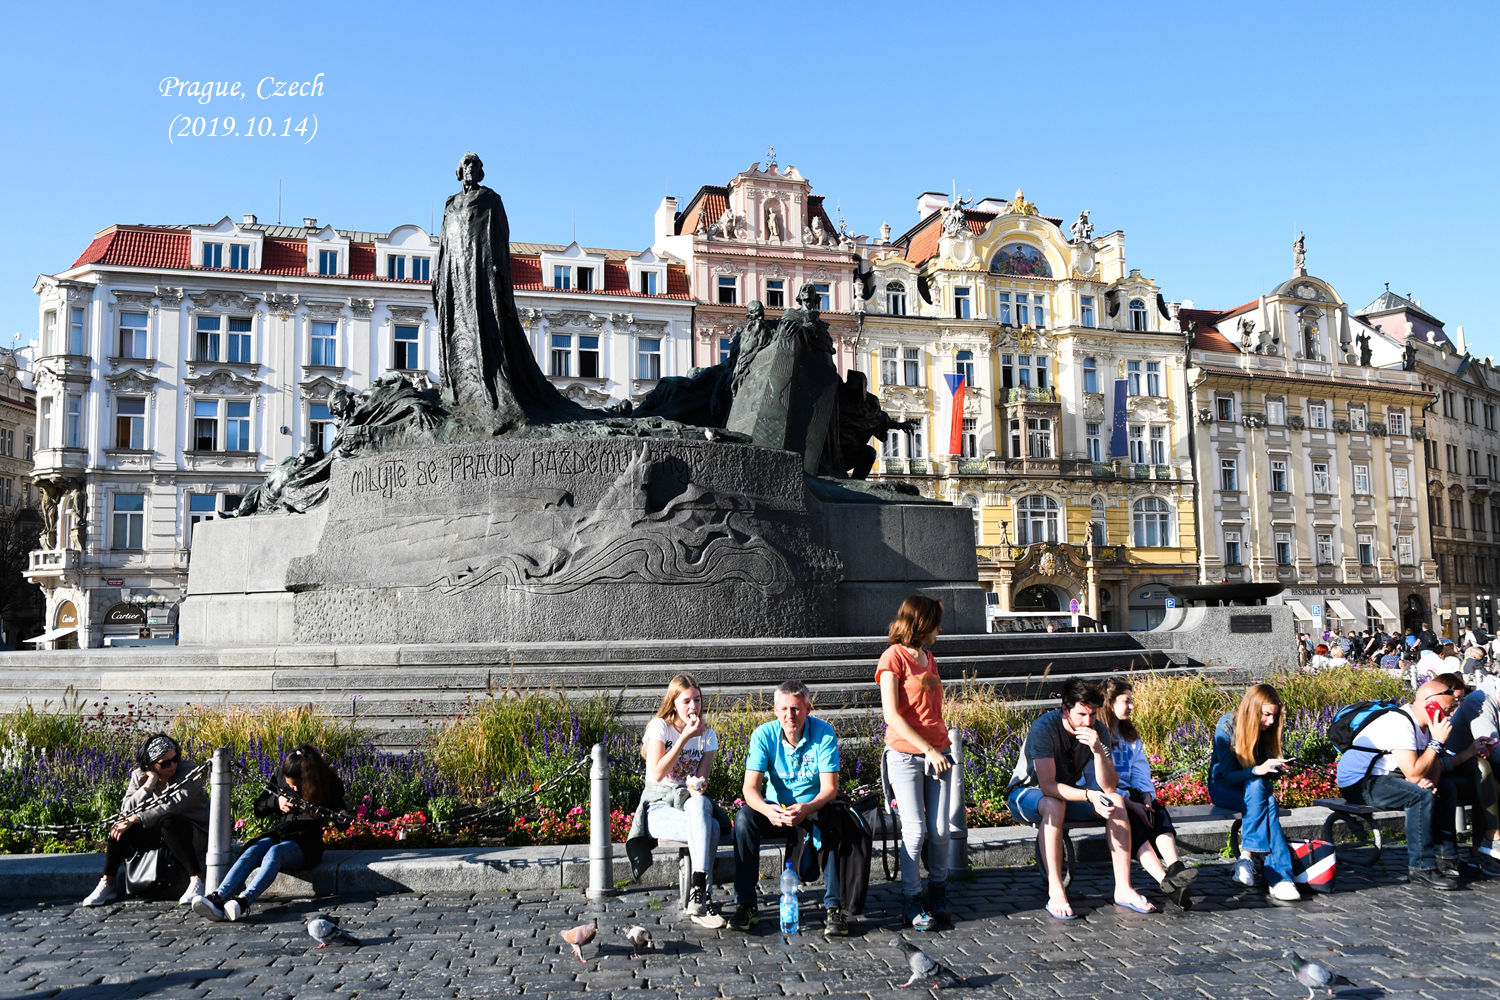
[1184,358,1206,585]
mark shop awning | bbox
[1284,600,1314,621]
[1368,599,1398,622]
[23,627,76,644]
[1327,599,1358,622]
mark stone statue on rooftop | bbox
[765,203,782,241]
[1357,331,1373,366]
[1238,317,1255,352]
[1070,209,1093,243]
[715,208,736,241]
[1293,231,1306,274]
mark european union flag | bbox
[1111,379,1128,459]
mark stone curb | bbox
[0,806,1407,902]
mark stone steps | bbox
[0,633,1178,747]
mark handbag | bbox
[120,845,187,900]
[1287,838,1338,892]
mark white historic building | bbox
[26,216,691,647]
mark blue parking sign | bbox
[1311,604,1323,618]
[1165,598,1176,610]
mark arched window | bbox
[955,350,974,385]
[1016,494,1059,545]
[1129,299,1148,332]
[886,282,907,316]
[1082,357,1098,394]
[1133,497,1171,547]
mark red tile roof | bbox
[261,238,309,275]
[1180,300,1261,354]
[507,254,689,299]
[349,243,375,278]
[512,256,541,286]
[668,264,688,297]
[604,260,629,293]
[71,227,190,269]
[677,187,729,237]
[901,211,994,267]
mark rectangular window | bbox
[1146,361,1162,397]
[1129,425,1145,464]
[1220,457,1238,491]
[579,336,599,378]
[1216,397,1235,421]
[576,267,594,292]
[310,321,337,366]
[1080,295,1094,328]
[227,318,252,363]
[1033,296,1046,328]
[1352,463,1370,495]
[1016,293,1029,326]
[717,276,737,305]
[1082,358,1098,394]
[112,493,144,550]
[1150,425,1166,465]
[998,292,1011,326]
[1389,409,1407,435]
[1357,533,1375,566]
[640,271,658,296]
[1493,505,1500,534]
[229,244,250,270]
[1266,398,1286,425]
[1487,403,1497,431]
[1397,534,1414,565]
[1086,423,1101,461]
[387,254,406,280]
[954,353,975,384]
[309,403,335,452]
[39,399,52,450]
[1431,495,1444,526]
[1271,458,1288,493]
[1000,354,1014,389]
[1035,356,1050,389]
[637,338,661,380]
[119,312,148,358]
[1127,360,1142,396]
[42,310,57,355]
[954,286,971,319]
[719,337,734,365]
[766,279,785,308]
[225,401,251,452]
[903,348,922,387]
[1442,391,1454,417]
[65,394,83,448]
[115,397,145,450]
[813,283,830,311]
[412,257,430,281]
[961,417,978,459]
[1474,502,1487,535]
[1317,533,1334,565]
[1275,532,1293,565]
[202,242,222,268]
[1490,455,1499,480]
[193,399,218,451]
[1394,466,1410,497]
[69,308,86,355]
[553,265,571,290]
[1312,462,1331,494]
[1447,444,1459,472]
[1309,403,1327,428]
[24,432,33,460]
[195,316,221,361]
[1027,417,1052,458]
[1452,498,1465,529]
[318,249,338,275]
[1224,531,1242,566]
[188,493,217,546]
[1017,355,1032,388]
[1349,406,1366,431]
[1470,449,1482,475]
[394,325,419,370]
[880,347,898,385]
[549,334,572,377]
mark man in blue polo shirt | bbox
[729,679,845,936]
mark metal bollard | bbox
[586,742,619,898]
[946,727,969,875]
[205,748,233,891]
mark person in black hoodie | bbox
[192,744,345,922]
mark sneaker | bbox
[178,875,205,906]
[1269,880,1302,901]
[223,897,247,922]
[1437,856,1486,880]
[823,907,849,937]
[1231,857,1256,887]
[728,903,758,932]
[927,882,951,924]
[1472,853,1500,877]
[904,896,935,931]
[1408,867,1459,891]
[687,887,724,929]
[82,877,118,907]
[192,892,226,922]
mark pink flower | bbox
[375,808,389,819]
[234,818,245,831]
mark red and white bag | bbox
[1288,839,1338,892]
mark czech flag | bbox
[944,373,966,455]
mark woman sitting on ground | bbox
[193,744,345,922]
[1306,644,1333,671]
[83,734,209,907]
[624,673,731,928]
[1084,678,1199,909]
[1209,684,1303,902]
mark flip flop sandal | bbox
[1045,900,1078,921]
[1114,899,1157,914]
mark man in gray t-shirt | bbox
[1004,678,1156,919]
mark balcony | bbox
[27,548,81,579]
[1004,387,1056,404]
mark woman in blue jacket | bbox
[1209,684,1302,902]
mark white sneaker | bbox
[82,877,118,907]
[223,897,243,922]
[178,875,205,906]
[191,893,225,922]
[1232,857,1256,886]
[1269,880,1302,901]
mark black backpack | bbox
[1328,699,1416,784]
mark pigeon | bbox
[1283,949,1355,1000]
[894,939,966,989]
[622,924,652,957]
[306,915,361,949]
[559,920,598,963]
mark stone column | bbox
[1086,560,1099,620]
[997,569,1013,612]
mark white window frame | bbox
[880,346,898,386]
[885,282,905,316]
[1080,295,1095,328]
[309,320,338,367]
[1132,497,1171,548]
[1349,405,1367,431]
[70,308,87,356]
[902,348,922,387]
[394,324,420,371]
[1316,532,1334,566]
[1146,361,1162,397]
[1312,462,1331,494]
[1224,530,1242,565]
[1149,425,1166,465]
[114,396,146,450]
[1129,298,1147,331]
[112,492,145,550]
[1082,358,1098,394]
[1016,495,1059,545]
[1388,409,1407,435]
[1308,403,1327,429]
[1352,463,1371,495]
[1393,466,1410,497]
[1266,398,1286,425]
[1275,531,1293,565]
[954,286,971,319]
[1220,457,1238,491]
[1270,458,1288,493]
[1086,422,1101,462]
[636,337,662,380]
[118,311,150,360]
[1357,533,1375,566]
[1397,534,1414,565]
[65,393,84,449]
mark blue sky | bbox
[3,1,1496,353]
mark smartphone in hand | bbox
[1425,702,1448,726]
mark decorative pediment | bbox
[189,290,260,313]
[711,260,746,276]
[112,289,157,307]
[1428,479,1446,497]
[389,305,428,324]
[547,310,606,330]
[558,382,613,408]
[302,299,346,319]
[265,292,299,311]
[184,368,261,394]
[877,385,929,412]
[299,374,345,403]
[633,319,668,335]
[764,262,788,279]
[1126,395,1173,420]
[103,369,158,394]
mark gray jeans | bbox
[646,794,720,875]
[884,748,951,899]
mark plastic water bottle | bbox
[778,862,800,934]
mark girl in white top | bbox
[642,673,724,927]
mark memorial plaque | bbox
[1230,613,1273,633]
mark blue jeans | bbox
[884,749,951,900]
[1006,786,1100,825]
[1345,773,1457,870]
[1209,776,1294,884]
[646,796,720,875]
[732,807,841,908]
[214,837,305,903]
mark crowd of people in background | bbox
[1298,620,1500,685]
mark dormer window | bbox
[554,266,571,290]
[387,255,406,280]
[576,267,594,292]
[203,242,223,268]
[412,256,430,281]
[229,244,251,270]
[1129,299,1147,331]
[885,282,906,316]
[640,271,657,295]
[318,250,338,276]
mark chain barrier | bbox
[228,758,354,824]
[0,759,213,840]
[433,751,599,833]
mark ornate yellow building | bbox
[859,191,1198,630]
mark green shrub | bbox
[169,702,368,760]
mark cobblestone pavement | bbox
[2,849,1498,1000]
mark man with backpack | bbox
[1333,679,1467,890]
